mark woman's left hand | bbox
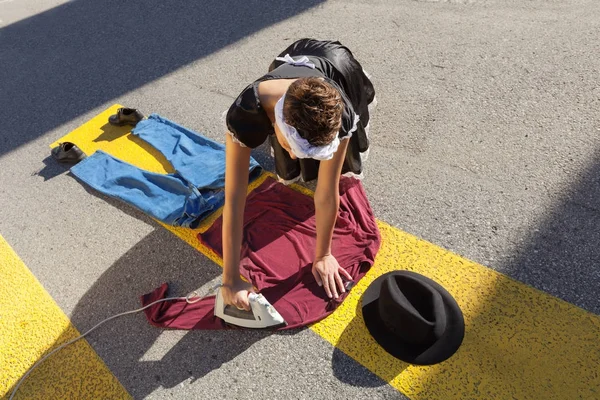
[312,254,353,299]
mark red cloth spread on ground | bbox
[141,176,381,330]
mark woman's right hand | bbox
[220,278,255,311]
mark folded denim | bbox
[71,114,262,228]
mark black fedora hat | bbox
[361,270,465,365]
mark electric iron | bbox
[214,289,287,329]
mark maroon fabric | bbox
[141,176,381,330]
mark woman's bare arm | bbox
[312,138,353,298]
[221,132,254,309]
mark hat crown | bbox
[378,275,447,345]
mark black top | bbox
[225,61,358,149]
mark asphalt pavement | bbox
[1,0,599,399]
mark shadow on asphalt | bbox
[330,298,408,389]
[32,155,68,181]
[0,0,323,158]
[332,348,397,388]
[3,190,275,398]
[499,148,600,315]
[68,227,273,398]
[4,224,277,399]
[3,0,331,396]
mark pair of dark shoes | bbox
[109,107,145,126]
[51,142,87,164]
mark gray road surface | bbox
[1,0,599,398]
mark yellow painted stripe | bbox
[0,235,131,400]
[52,105,600,399]
[312,224,600,399]
[50,105,171,175]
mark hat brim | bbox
[361,270,465,365]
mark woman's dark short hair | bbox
[283,77,343,146]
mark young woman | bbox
[221,38,376,310]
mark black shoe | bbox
[51,142,87,164]
[108,107,145,126]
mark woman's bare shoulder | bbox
[257,79,297,117]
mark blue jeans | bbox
[70,114,262,228]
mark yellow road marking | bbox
[51,105,600,399]
[0,234,131,400]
